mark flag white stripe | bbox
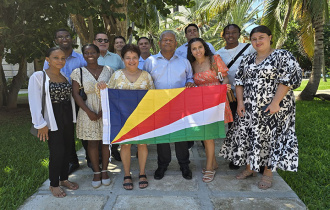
[117,102,225,143]
[101,88,111,144]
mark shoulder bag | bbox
[79,67,87,101]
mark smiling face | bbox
[190,41,205,60]
[123,51,139,71]
[250,32,272,52]
[114,38,126,52]
[55,31,72,50]
[185,26,199,42]
[82,46,100,64]
[46,49,66,70]
[223,25,240,46]
[138,38,151,54]
[159,33,177,54]
[93,33,109,53]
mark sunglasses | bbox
[95,38,109,43]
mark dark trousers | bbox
[48,102,74,187]
[157,142,190,168]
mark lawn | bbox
[0,105,82,210]
[294,79,330,91]
[0,100,329,209]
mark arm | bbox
[28,73,49,141]
[72,80,100,121]
[185,60,195,87]
[265,84,290,114]
[236,85,245,117]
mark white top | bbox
[143,52,194,89]
[28,70,76,131]
[215,43,255,90]
[175,42,216,58]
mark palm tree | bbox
[261,0,329,100]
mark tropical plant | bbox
[261,0,329,100]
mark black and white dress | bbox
[219,49,302,172]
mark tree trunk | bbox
[6,56,27,108]
[276,0,292,49]
[70,14,90,46]
[34,58,43,71]
[0,42,7,107]
[297,16,324,100]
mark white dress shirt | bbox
[28,70,76,131]
[143,52,194,89]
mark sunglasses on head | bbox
[95,38,109,43]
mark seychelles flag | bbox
[101,85,227,144]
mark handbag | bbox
[79,67,87,101]
[212,55,236,102]
[30,71,46,137]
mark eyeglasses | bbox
[95,39,109,43]
[56,35,71,40]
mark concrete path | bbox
[19,140,306,210]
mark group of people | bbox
[28,23,302,198]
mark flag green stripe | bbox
[115,121,226,145]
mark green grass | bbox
[294,79,330,91]
[278,99,330,209]
[0,106,82,210]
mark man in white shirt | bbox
[93,33,125,71]
[175,23,216,58]
[215,24,255,170]
[143,30,195,180]
[137,37,152,69]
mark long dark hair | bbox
[187,38,214,73]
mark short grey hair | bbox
[159,30,177,41]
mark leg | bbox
[203,139,218,171]
[121,144,133,190]
[175,141,191,180]
[101,143,111,186]
[137,144,148,188]
[88,141,101,180]
[154,143,171,180]
[111,144,121,161]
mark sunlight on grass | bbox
[40,158,49,168]
[294,79,330,91]
[3,166,13,173]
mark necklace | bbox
[87,66,100,77]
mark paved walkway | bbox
[19,140,306,210]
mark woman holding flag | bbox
[187,38,233,182]
[98,44,154,190]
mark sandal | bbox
[49,186,66,198]
[236,170,257,180]
[258,175,273,190]
[92,172,102,188]
[201,166,219,174]
[59,180,79,190]
[123,176,133,190]
[139,174,148,189]
[202,170,216,183]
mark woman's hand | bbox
[264,102,280,115]
[185,82,196,88]
[237,102,245,118]
[97,110,102,120]
[97,81,107,90]
[87,110,99,121]
[38,126,49,142]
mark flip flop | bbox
[138,174,148,189]
[60,180,79,190]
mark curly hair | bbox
[121,44,141,58]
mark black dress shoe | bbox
[68,162,80,175]
[180,166,192,180]
[229,161,240,170]
[154,167,167,180]
[111,149,122,161]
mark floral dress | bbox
[107,69,154,90]
[193,54,233,123]
[71,66,114,140]
[219,49,302,172]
